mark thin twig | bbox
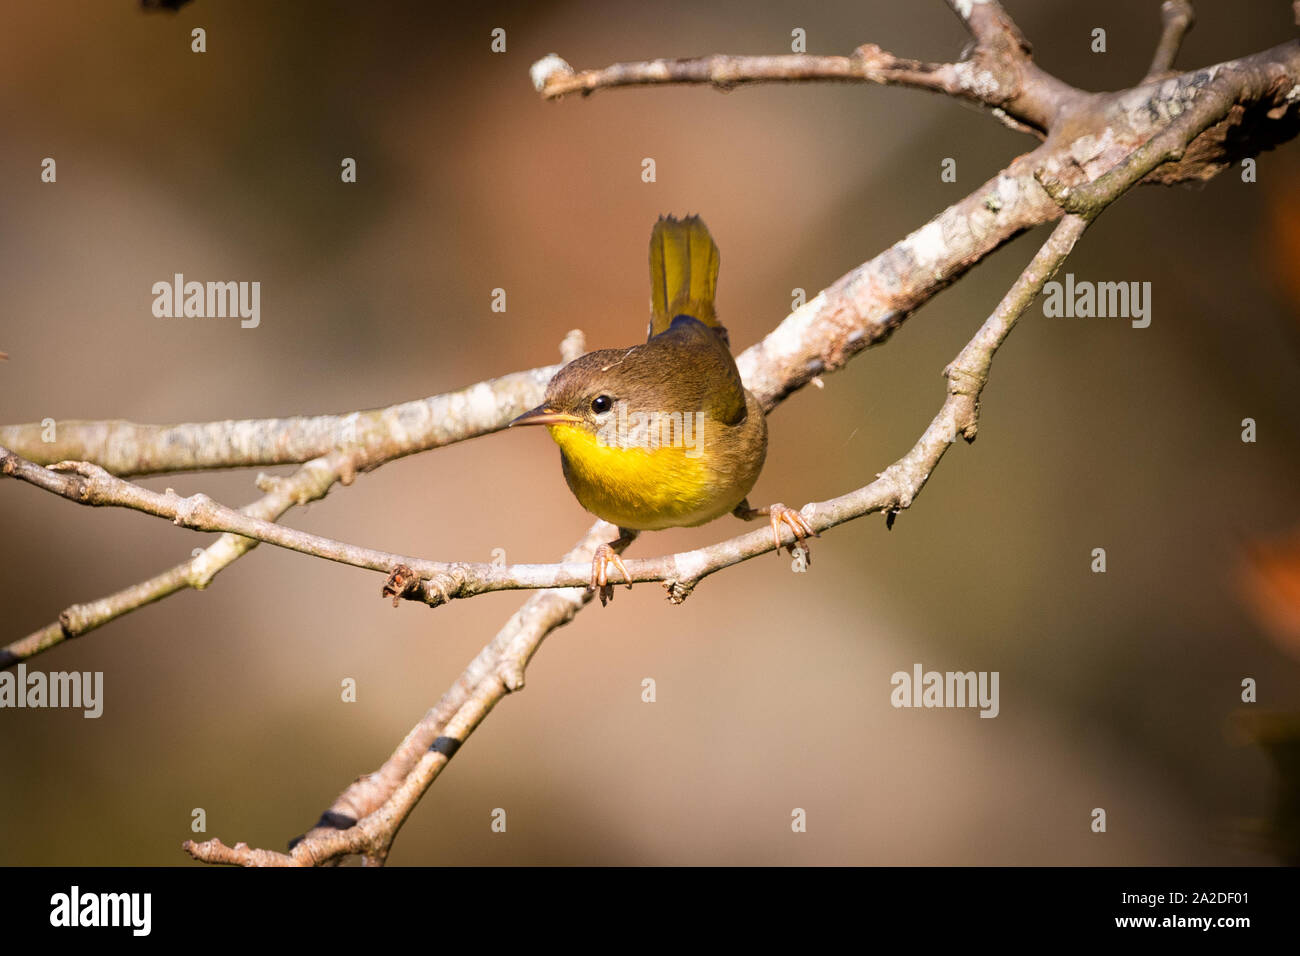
[1,453,353,666]
[531,13,1069,134]
[1145,0,1196,82]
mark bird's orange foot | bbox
[766,503,817,563]
[733,499,818,562]
[590,543,633,607]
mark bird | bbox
[510,215,814,604]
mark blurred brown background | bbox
[2,0,1299,865]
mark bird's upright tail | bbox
[648,214,721,340]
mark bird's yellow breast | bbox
[547,419,759,531]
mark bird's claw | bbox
[767,503,817,563]
[590,543,633,606]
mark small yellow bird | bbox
[511,215,814,603]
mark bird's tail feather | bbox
[648,214,720,340]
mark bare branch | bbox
[1145,0,1196,82]
[532,1,1079,134]
[0,364,558,477]
[0,450,420,575]
[530,45,1057,132]
[945,0,1029,52]
[531,43,1064,132]
[187,522,613,867]
[1,453,352,667]
[532,51,876,94]
[1041,65,1272,216]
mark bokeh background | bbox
[2,0,1299,865]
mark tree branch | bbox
[0,364,559,477]
[1043,58,1296,215]
[1,452,354,667]
[1145,0,1196,82]
[531,0,1078,135]
[3,334,588,668]
[186,521,613,866]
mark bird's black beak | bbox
[509,405,582,427]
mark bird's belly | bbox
[553,422,762,531]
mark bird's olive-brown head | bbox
[509,349,636,434]
[509,316,745,435]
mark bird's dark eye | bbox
[591,395,613,414]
